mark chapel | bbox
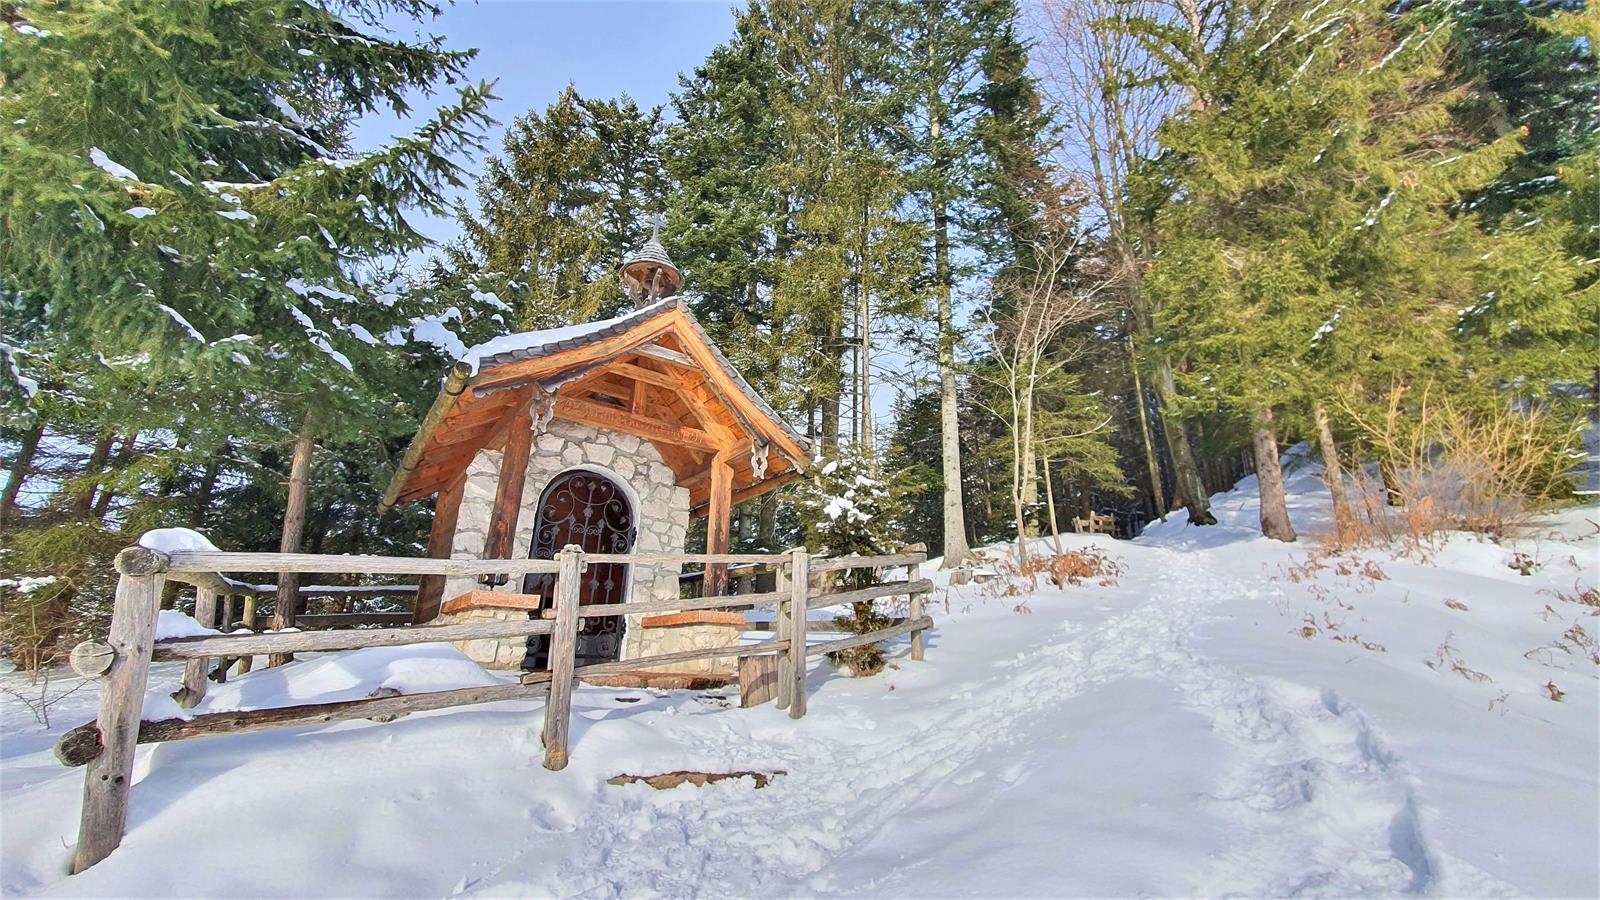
[379,229,811,674]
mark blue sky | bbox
[351,0,739,250]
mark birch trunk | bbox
[1043,456,1064,557]
[1252,409,1296,542]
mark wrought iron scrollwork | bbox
[521,469,636,669]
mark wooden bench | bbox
[1071,511,1116,535]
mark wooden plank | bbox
[415,470,466,623]
[743,617,908,634]
[72,548,166,874]
[152,617,556,660]
[541,548,582,771]
[528,638,788,682]
[469,319,677,392]
[289,612,415,629]
[175,585,218,709]
[55,682,552,767]
[810,553,928,573]
[484,403,534,567]
[634,342,697,369]
[163,552,561,577]
[548,588,786,620]
[554,395,722,453]
[584,551,789,565]
[613,360,686,391]
[689,470,803,519]
[807,578,934,611]
[805,616,934,658]
[739,654,778,708]
[705,450,735,597]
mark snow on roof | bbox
[459,298,676,375]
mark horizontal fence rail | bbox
[58,542,932,875]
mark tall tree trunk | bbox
[819,312,843,457]
[1019,387,1038,534]
[1,418,45,529]
[1042,456,1064,557]
[858,208,873,456]
[1010,387,1029,566]
[71,431,114,517]
[1314,402,1352,537]
[269,414,316,667]
[1252,409,1296,542]
[1153,358,1216,525]
[1127,341,1167,521]
[934,198,972,567]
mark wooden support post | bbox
[908,543,926,662]
[175,586,218,708]
[541,546,583,770]
[775,595,792,710]
[237,594,258,675]
[215,594,236,682]
[483,405,534,585]
[909,589,926,662]
[788,548,808,719]
[705,450,735,597]
[73,547,168,874]
[415,470,466,623]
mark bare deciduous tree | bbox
[981,210,1107,565]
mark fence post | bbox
[175,585,218,708]
[73,546,168,874]
[542,545,583,770]
[774,604,792,710]
[787,548,809,719]
[237,593,258,675]
[908,543,927,662]
[216,594,236,682]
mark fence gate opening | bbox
[522,469,636,668]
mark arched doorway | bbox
[521,468,636,669]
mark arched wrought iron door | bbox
[521,469,636,669]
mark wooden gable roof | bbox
[379,298,811,517]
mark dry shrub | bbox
[1344,384,1582,543]
[1019,548,1122,588]
[1426,631,1492,682]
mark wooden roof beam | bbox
[553,395,724,453]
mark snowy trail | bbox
[458,542,1505,898]
[6,469,1593,898]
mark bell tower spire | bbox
[620,213,682,308]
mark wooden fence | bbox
[54,544,931,874]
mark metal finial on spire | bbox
[620,213,681,308]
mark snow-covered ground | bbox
[3,460,1596,897]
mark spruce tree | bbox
[1140,0,1594,538]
